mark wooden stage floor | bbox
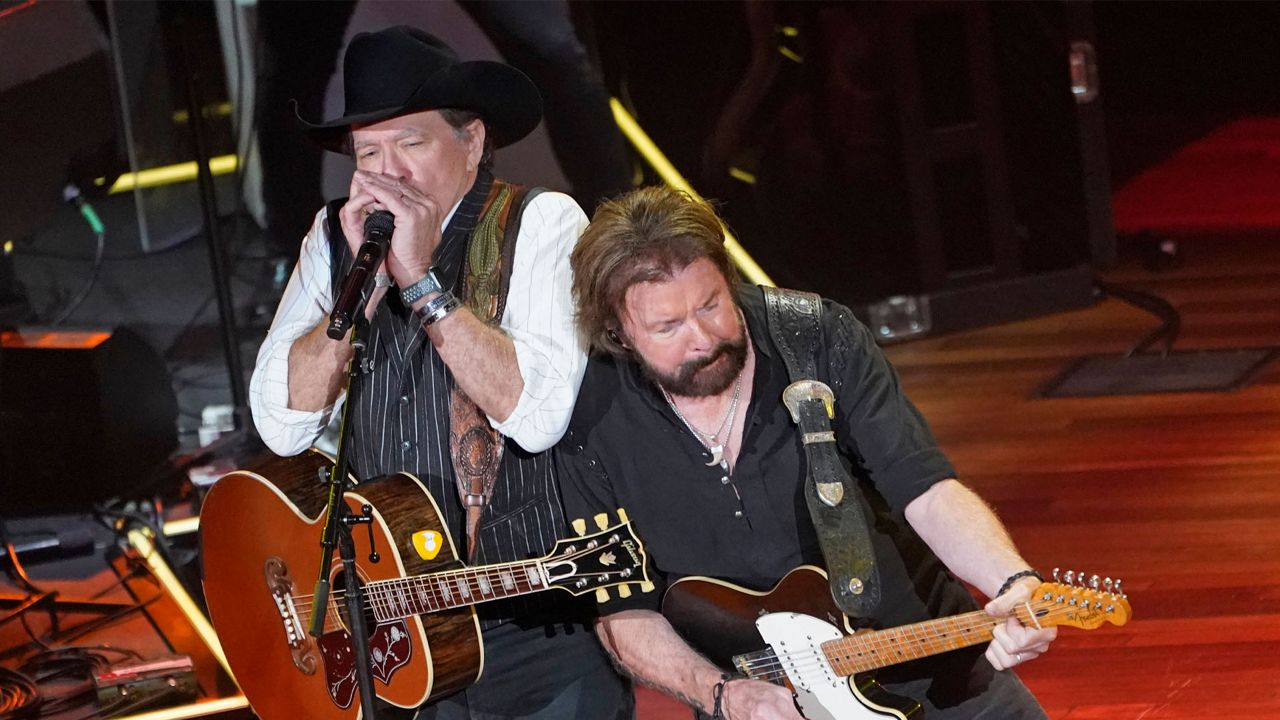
[637,231,1280,719]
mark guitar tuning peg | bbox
[617,508,631,523]
[1063,570,1074,585]
[640,581,655,593]
[1075,570,1084,587]
[1090,575,1100,590]
[1052,567,1060,582]
[1104,577,1114,593]
[596,588,610,603]
[617,585,632,599]
[1115,578,1124,596]
[594,513,609,531]
[571,519,587,537]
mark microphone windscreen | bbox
[364,210,395,236]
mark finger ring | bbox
[1015,652,1023,662]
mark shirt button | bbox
[399,395,410,405]
[401,440,413,451]
[734,510,743,518]
[720,476,730,485]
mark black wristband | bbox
[997,569,1044,597]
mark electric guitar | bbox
[663,565,1130,719]
[200,451,651,720]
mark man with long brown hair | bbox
[558,186,1054,719]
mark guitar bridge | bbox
[265,557,317,675]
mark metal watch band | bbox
[400,268,443,305]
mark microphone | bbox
[327,210,395,339]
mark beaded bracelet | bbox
[997,569,1044,597]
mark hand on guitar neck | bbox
[982,574,1058,671]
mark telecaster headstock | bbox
[1021,569,1132,631]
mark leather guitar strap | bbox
[450,181,539,561]
[762,286,882,617]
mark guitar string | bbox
[288,547,638,623]
[738,605,1091,683]
[731,601,1121,681]
[290,565,634,617]
[288,537,616,611]
[735,602,1099,679]
[291,567,640,633]
[735,603,1118,681]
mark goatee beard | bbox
[643,334,748,398]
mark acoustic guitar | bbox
[200,451,650,720]
[663,565,1130,719]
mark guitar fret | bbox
[826,610,1000,675]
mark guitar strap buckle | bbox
[763,286,882,618]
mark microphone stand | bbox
[308,315,380,720]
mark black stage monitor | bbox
[0,326,177,514]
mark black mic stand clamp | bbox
[308,320,380,720]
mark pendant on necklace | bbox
[706,444,724,466]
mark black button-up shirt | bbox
[557,285,975,633]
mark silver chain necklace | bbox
[662,372,743,467]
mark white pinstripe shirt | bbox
[248,191,589,458]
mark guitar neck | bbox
[822,602,1044,676]
[367,559,552,621]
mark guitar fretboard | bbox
[822,603,1041,675]
[366,561,547,621]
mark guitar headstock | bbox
[544,509,654,601]
[1022,569,1132,630]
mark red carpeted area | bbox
[1113,116,1280,234]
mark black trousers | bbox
[383,620,633,720]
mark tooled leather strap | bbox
[762,286,882,617]
[449,180,537,561]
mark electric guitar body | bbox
[664,565,1129,719]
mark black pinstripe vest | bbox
[325,173,578,626]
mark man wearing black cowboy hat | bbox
[249,26,632,719]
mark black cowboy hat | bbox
[297,26,542,153]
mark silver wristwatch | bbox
[399,268,443,305]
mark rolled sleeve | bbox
[556,426,664,615]
[248,209,344,456]
[825,303,956,511]
[489,192,589,453]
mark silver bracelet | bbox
[416,291,461,326]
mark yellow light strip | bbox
[163,516,200,537]
[126,527,239,684]
[609,98,775,287]
[100,154,239,195]
[117,696,250,720]
[172,102,234,124]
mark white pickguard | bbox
[755,613,907,720]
